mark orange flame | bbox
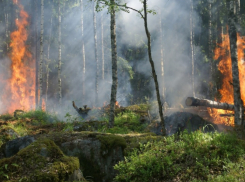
[0,0,35,113]
[208,31,245,126]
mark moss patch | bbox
[96,134,127,155]
[0,139,80,182]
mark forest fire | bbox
[0,0,35,114]
[208,32,245,126]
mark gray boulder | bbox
[2,135,35,158]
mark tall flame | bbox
[0,0,35,113]
[208,31,245,126]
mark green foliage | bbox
[18,110,59,124]
[118,57,134,79]
[114,131,245,182]
[99,111,148,134]
[0,114,14,121]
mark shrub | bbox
[114,131,245,182]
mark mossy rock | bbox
[0,138,80,182]
[96,134,127,156]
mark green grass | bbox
[18,110,59,124]
[98,111,148,134]
[114,130,245,182]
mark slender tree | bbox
[208,0,213,99]
[227,0,244,126]
[159,8,165,102]
[39,0,44,109]
[4,0,9,53]
[46,0,54,106]
[108,0,166,135]
[93,0,99,104]
[81,0,86,99]
[58,0,62,105]
[101,11,105,80]
[190,0,195,97]
[108,0,118,127]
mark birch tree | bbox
[227,0,244,126]
[101,12,105,80]
[190,0,195,97]
[93,0,99,104]
[58,0,62,105]
[39,0,44,109]
[159,8,165,102]
[45,0,54,105]
[81,0,86,99]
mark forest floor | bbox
[0,105,245,181]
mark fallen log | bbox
[185,97,234,111]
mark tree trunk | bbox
[159,8,165,101]
[93,0,99,104]
[58,0,62,105]
[4,0,9,54]
[186,97,235,110]
[190,0,195,97]
[81,0,86,99]
[101,12,105,80]
[227,0,244,126]
[46,0,54,106]
[109,0,118,128]
[35,0,39,109]
[143,0,166,136]
[39,0,44,109]
[208,2,214,99]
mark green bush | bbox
[99,111,147,134]
[114,131,245,182]
[18,110,59,124]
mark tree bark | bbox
[190,0,195,97]
[208,2,213,99]
[109,0,118,128]
[46,0,54,107]
[58,0,62,105]
[39,0,44,109]
[93,0,99,104]
[143,0,166,136]
[81,0,86,99]
[227,0,244,126]
[4,0,9,54]
[101,12,105,80]
[159,8,165,101]
[186,97,235,110]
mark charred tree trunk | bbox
[227,0,244,126]
[143,0,166,136]
[39,0,44,109]
[81,0,86,99]
[35,0,39,109]
[58,0,62,105]
[190,0,195,97]
[93,0,99,104]
[186,97,235,110]
[109,0,118,128]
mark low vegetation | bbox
[114,130,245,182]
[0,108,245,181]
